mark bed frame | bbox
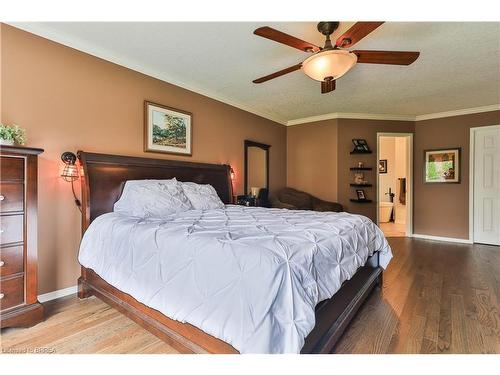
[76,151,383,354]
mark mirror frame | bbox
[244,140,271,196]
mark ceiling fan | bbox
[252,22,420,93]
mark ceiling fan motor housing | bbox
[317,22,340,36]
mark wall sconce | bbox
[60,151,81,211]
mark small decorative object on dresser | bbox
[0,124,26,146]
[0,145,44,328]
[144,101,192,156]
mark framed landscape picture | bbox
[424,148,460,183]
[144,101,192,155]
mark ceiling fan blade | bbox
[335,22,384,48]
[353,50,420,65]
[253,63,302,84]
[254,26,321,53]
[321,79,336,94]
[253,63,303,83]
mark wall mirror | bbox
[244,140,270,198]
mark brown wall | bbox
[336,119,415,221]
[0,24,287,294]
[288,113,500,236]
[414,110,500,239]
[287,120,338,202]
[286,119,414,221]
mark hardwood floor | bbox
[335,238,499,354]
[379,222,406,237]
[1,238,498,354]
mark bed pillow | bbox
[114,179,193,217]
[181,182,225,210]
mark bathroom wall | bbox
[378,137,396,203]
[394,137,408,224]
[378,136,408,224]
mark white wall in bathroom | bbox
[378,137,396,203]
[394,137,408,224]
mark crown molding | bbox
[286,112,415,126]
[9,22,288,126]
[414,104,500,121]
[287,104,500,126]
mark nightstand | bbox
[236,195,261,207]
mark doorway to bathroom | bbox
[377,133,413,237]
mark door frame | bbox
[376,132,414,236]
[469,124,500,243]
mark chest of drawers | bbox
[1,145,44,328]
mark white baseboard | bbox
[38,285,78,303]
[411,233,473,244]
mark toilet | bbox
[379,201,394,223]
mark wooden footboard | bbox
[79,262,382,354]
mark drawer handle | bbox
[0,195,4,201]
[0,260,4,267]
[0,293,4,300]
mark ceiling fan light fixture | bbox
[302,49,358,82]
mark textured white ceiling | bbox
[12,22,500,124]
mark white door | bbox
[474,126,500,245]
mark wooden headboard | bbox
[77,151,233,232]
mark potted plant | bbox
[0,124,27,146]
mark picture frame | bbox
[378,159,387,174]
[424,148,461,183]
[356,189,366,200]
[352,138,371,152]
[144,101,192,156]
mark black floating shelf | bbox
[350,199,373,203]
[349,167,373,171]
[350,184,373,187]
[350,150,372,154]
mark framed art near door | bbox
[144,101,192,156]
[424,148,460,183]
[378,159,387,174]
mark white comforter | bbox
[78,205,392,353]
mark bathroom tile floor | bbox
[380,222,406,237]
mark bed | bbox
[76,151,391,354]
